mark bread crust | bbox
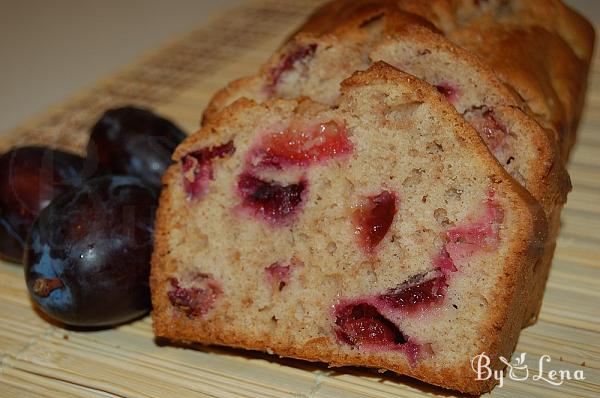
[389,0,595,158]
[155,0,594,392]
[151,63,547,394]
[201,0,576,326]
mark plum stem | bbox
[32,278,63,297]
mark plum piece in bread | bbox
[202,0,570,325]
[151,63,546,394]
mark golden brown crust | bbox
[201,76,264,128]
[300,0,595,160]
[447,24,587,159]
[202,0,571,208]
[343,62,549,343]
[154,0,595,392]
[152,63,547,394]
[200,0,576,330]
[402,0,594,159]
[202,0,593,160]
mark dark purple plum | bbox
[0,146,86,263]
[86,106,187,190]
[24,175,157,327]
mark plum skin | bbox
[24,175,157,327]
[86,106,186,190]
[0,146,86,263]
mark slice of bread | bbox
[151,63,547,394]
[201,1,569,324]
[446,23,590,160]
[388,0,595,158]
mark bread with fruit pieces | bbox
[392,0,594,321]
[151,63,547,394]
[388,0,595,158]
[203,0,596,159]
[202,0,571,325]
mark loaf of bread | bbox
[394,0,595,158]
[290,0,594,158]
[202,0,580,324]
[152,63,547,394]
[151,0,593,393]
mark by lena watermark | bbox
[471,352,586,388]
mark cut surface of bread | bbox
[389,0,595,158]
[202,0,570,324]
[152,64,546,394]
[203,0,568,213]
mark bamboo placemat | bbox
[0,0,598,396]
